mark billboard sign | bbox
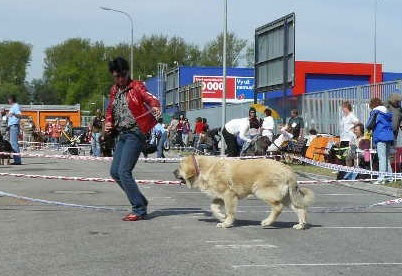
[193,76,261,103]
[255,13,295,93]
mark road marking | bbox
[239,225,402,229]
[321,226,402,229]
[318,193,369,196]
[206,239,264,243]
[215,244,277,249]
[233,263,402,269]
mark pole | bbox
[220,0,228,156]
[282,18,290,125]
[100,7,134,79]
[130,18,134,80]
[373,0,377,85]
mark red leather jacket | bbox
[105,80,160,134]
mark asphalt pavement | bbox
[0,151,402,276]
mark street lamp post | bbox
[373,0,378,85]
[100,6,134,80]
[220,0,228,156]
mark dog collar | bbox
[191,155,200,176]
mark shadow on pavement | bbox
[198,218,322,229]
[147,208,211,219]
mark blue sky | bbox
[1,0,401,80]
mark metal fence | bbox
[185,101,254,129]
[301,80,402,135]
[179,82,203,112]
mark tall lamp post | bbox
[220,0,228,156]
[373,0,378,85]
[100,6,134,80]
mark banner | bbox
[193,76,256,103]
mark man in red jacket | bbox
[105,57,161,221]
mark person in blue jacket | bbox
[366,98,394,184]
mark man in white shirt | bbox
[261,108,275,141]
[7,95,22,165]
[340,101,359,147]
[222,117,250,157]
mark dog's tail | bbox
[288,176,314,208]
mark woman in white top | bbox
[340,101,359,147]
[261,108,275,142]
[222,117,250,157]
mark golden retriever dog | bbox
[174,155,314,229]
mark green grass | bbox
[289,164,335,177]
[385,181,402,189]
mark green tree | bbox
[0,41,31,103]
[0,41,32,85]
[44,38,111,105]
[0,82,29,104]
[131,35,201,79]
[30,79,60,104]
[42,36,202,106]
[245,43,255,68]
[200,32,247,67]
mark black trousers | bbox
[222,127,238,157]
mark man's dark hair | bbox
[157,118,163,124]
[264,108,272,116]
[108,57,129,74]
[291,109,299,115]
[202,118,207,123]
[8,95,16,103]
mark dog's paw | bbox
[261,219,274,227]
[292,223,307,230]
[216,222,233,229]
[211,211,226,222]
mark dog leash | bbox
[191,155,200,176]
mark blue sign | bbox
[235,77,262,100]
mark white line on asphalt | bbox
[176,192,204,194]
[319,193,370,196]
[232,263,402,269]
[177,192,370,196]
[215,244,278,249]
[206,239,264,243]
[321,226,402,229]
[239,225,402,229]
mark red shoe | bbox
[122,213,146,221]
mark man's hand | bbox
[152,107,161,118]
[105,122,113,133]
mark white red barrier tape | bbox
[291,155,402,179]
[0,190,127,212]
[3,148,402,178]
[0,172,182,185]
[298,179,377,185]
[0,152,181,162]
[0,151,282,163]
[373,197,402,207]
[310,197,402,213]
[0,171,387,186]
